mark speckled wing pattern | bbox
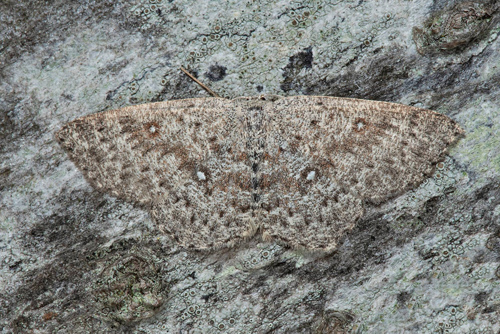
[56,95,464,250]
[259,96,463,249]
[57,98,255,248]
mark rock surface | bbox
[1,0,500,333]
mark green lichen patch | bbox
[90,244,169,325]
[413,1,499,55]
[311,310,354,334]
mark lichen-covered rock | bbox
[1,0,500,333]
[413,1,499,55]
[91,249,167,324]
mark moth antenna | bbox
[180,66,221,98]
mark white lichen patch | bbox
[119,0,437,98]
[328,228,499,333]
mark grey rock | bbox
[1,0,500,333]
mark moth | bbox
[56,95,464,250]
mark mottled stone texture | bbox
[1,0,500,333]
